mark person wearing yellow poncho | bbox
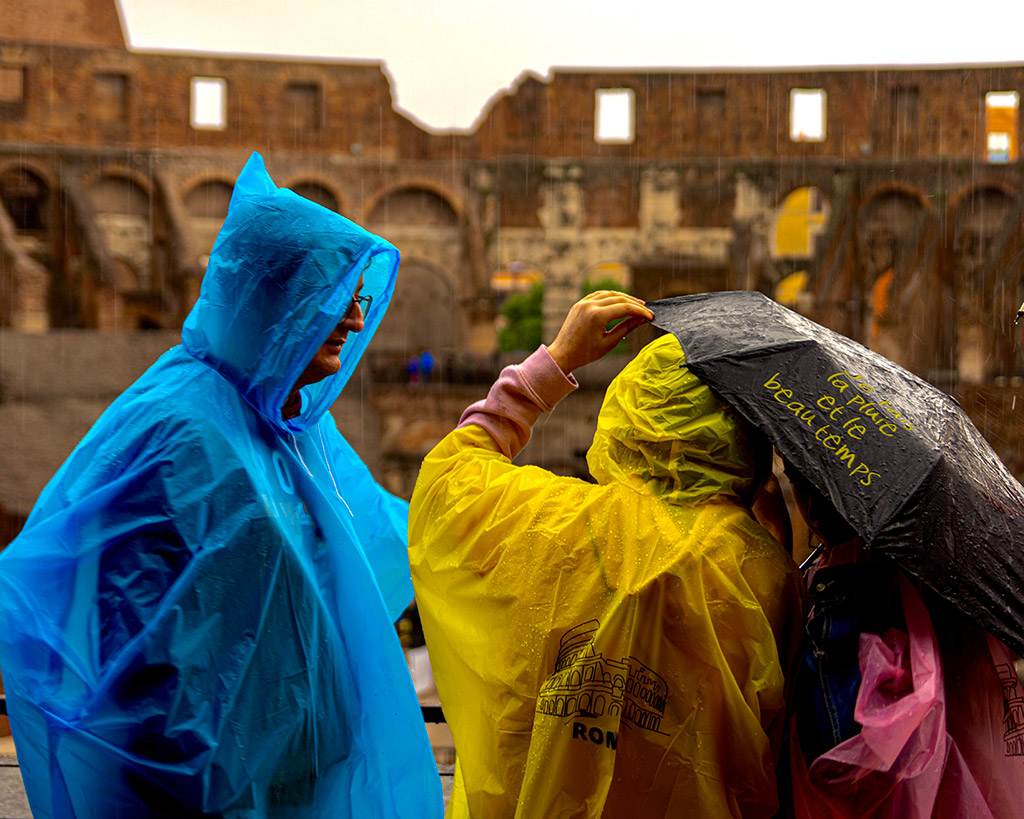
[409,292,804,818]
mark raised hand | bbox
[546,290,654,374]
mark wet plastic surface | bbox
[410,336,805,817]
[0,153,442,818]
[652,291,1024,657]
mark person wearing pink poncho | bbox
[784,461,1024,819]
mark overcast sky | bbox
[117,0,1024,131]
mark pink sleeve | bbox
[458,345,578,459]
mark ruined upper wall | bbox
[0,41,435,158]
[2,0,1021,164]
[473,66,1024,161]
[0,0,125,48]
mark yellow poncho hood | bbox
[588,334,766,506]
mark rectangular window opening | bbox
[891,85,920,123]
[191,77,227,131]
[890,85,920,156]
[286,81,322,131]
[595,88,635,144]
[986,91,1019,163]
[93,72,129,122]
[790,88,826,142]
[696,88,726,118]
[0,64,26,104]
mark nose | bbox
[341,301,364,333]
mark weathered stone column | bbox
[539,163,584,343]
[0,204,49,331]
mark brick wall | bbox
[475,66,1024,162]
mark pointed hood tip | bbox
[230,152,278,206]
[182,153,401,434]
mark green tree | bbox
[497,282,544,353]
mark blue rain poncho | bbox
[0,154,442,819]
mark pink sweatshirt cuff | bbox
[457,345,578,459]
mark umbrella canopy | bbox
[650,290,1024,656]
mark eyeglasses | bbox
[347,293,372,317]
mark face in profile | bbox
[291,278,366,394]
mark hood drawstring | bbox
[287,430,354,518]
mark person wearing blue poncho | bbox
[0,153,443,819]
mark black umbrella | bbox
[650,290,1024,656]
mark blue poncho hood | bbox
[183,152,399,433]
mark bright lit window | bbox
[986,91,1019,163]
[790,88,826,142]
[190,77,227,130]
[595,88,635,144]
[988,132,1011,162]
[987,91,1020,108]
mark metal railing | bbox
[0,695,444,723]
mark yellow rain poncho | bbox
[409,335,804,818]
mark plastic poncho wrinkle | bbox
[182,154,398,435]
[409,337,804,819]
[0,153,440,819]
[588,336,765,508]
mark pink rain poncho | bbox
[792,574,1024,818]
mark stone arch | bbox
[183,178,233,217]
[0,165,52,232]
[768,185,832,311]
[854,185,944,375]
[284,177,345,214]
[0,159,56,191]
[949,184,1015,287]
[0,162,55,330]
[84,166,153,212]
[87,171,153,285]
[948,184,1018,382]
[771,185,831,259]
[947,180,1017,215]
[855,186,931,282]
[364,181,461,228]
[84,168,173,329]
[373,259,459,358]
[183,177,234,262]
[775,168,838,202]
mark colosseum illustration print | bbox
[537,620,668,735]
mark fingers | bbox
[592,302,653,327]
[574,290,653,328]
[547,290,653,373]
[604,314,648,344]
[579,290,652,317]
[596,316,646,355]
